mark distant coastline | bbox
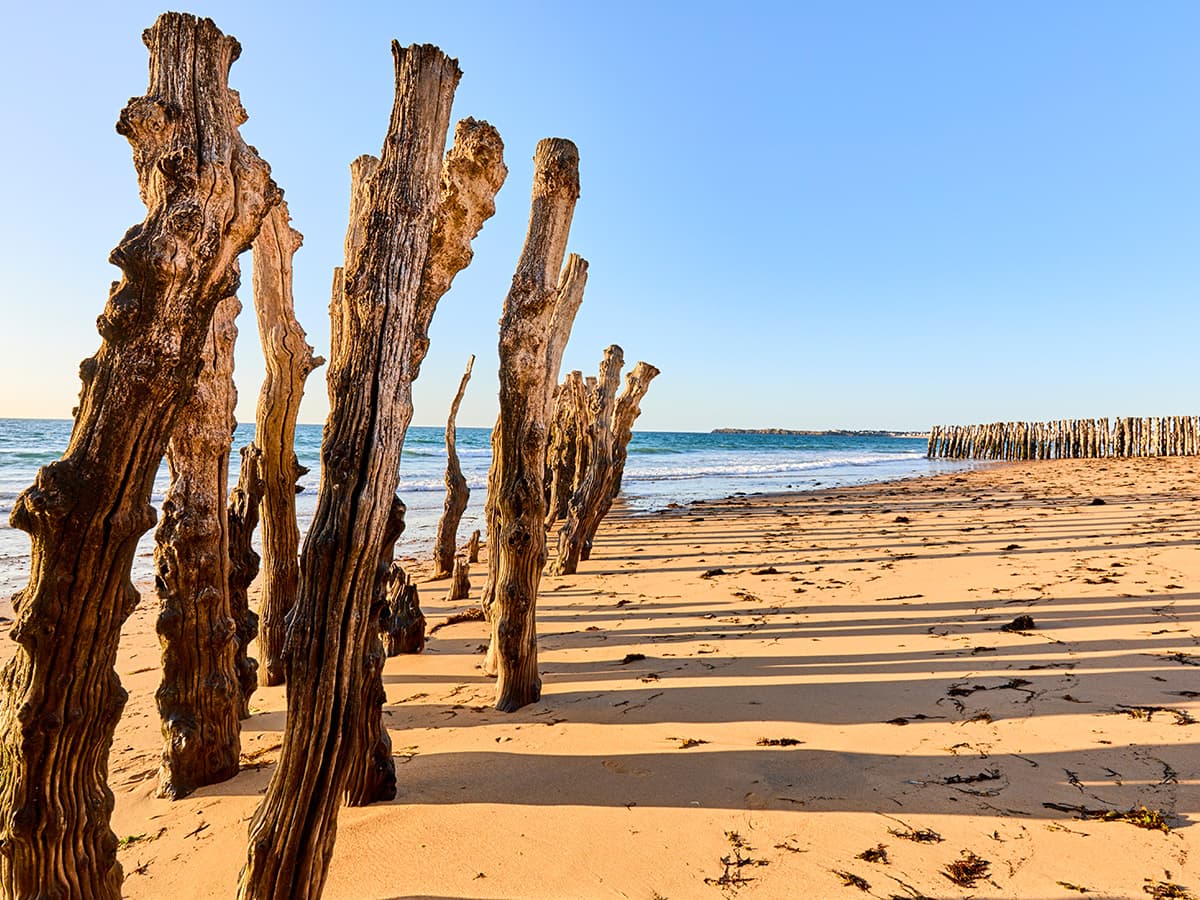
[712,428,929,438]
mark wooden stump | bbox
[448,555,471,602]
[228,443,265,718]
[239,47,504,899]
[252,200,324,688]
[383,567,426,656]
[466,528,481,563]
[433,355,474,578]
[154,290,242,800]
[484,139,583,712]
[0,14,277,897]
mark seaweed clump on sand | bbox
[887,825,943,844]
[855,844,889,864]
[833,870,871,891]
[943,851,990,887]
[1043,803,1173,833]
[1143,880,1195,899]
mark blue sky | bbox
[1,2,1197,431]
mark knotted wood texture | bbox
[239,47,505,899]
[552,345,623,575]
[228,443,265,718]
[153,291,242,800]
[0,14,277,898]
[252,199,323,687]
[433,354,474,577]
[484,140,583,712]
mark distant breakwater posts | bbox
[927,417,1200,460]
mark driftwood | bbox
[552,345,623,575]
[484,139,583,711]
[384,566,426,655]
[466,528,481,563]
[252,199,323,687]
[240,47,505,899]
[228,443,265,718]
[433,354,474,577]
[153,291,242,800]
[583,360,660,560]
[448,555,471,601]
[0,14,277,897]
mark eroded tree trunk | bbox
[484,140,583,711]
[581,360,660,560]
[467,528,481,563]
[433,354,474,577]
[239,49,504,898]
[154,292,242,800]
[551,345,624,575]
[0,14,276,897]
[228,443,264,718]
[252,200,324,687]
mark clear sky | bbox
[1,1,1197,432]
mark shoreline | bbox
[3,456,1198,897]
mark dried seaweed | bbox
[1042,803,1172,833]
[856,844,889,864]
[833,871,871,891]
[887,825,943,844]
[942,851,990,887]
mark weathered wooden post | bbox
[0,14,277,897]
[228,443,264,718]
[433,354,475,578]
[580,360,660,561]
[252,200,324,687]
[154,291,243,800]
[239,49,506,898]
[552,346,624,574]
[545,370,588,527]
[483,140,584,712]
[448,555,471,601]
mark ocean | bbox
[0,419,973,597]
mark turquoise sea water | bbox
[0,418,974,597]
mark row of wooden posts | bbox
[0,15,654,900]
[927,417,1200,461]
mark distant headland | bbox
[712,428,929,438]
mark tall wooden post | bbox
[0,15,277,897]
[153,291,243,800]
[484,141,583,712]
[252,200,324,687]
[240,48,505,899]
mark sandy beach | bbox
[8,457,1197,899]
